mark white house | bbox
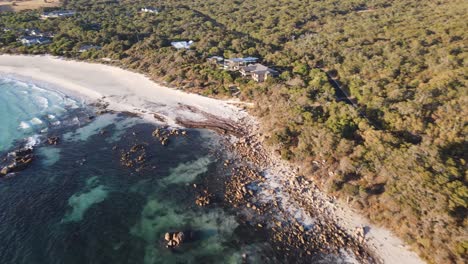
[223,57,259,70]
[207,56,224,63]
[78,45,101,53]
[141,7,158,14]
[171,40,194,49]
[41,10,76,19]
[24,28,44,36]
[19,36,52,46]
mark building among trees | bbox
[239,63,278,82]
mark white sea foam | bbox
[19,121,31,130]
[34,95,49,109]
[30,117,43,125]
[25,135,41,149]
[2,75,81,112]
[0,74,83,151]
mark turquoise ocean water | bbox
[0,77,80,152]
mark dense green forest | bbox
[0,0,466,263]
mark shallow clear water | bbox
[0,78,80,151]
[0,78,276,264]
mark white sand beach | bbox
[0,55,248,127]
[0,54,425,264]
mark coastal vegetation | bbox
[0,0,466,263]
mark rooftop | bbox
[42,10,76,18]
[141,7,158,13]
[171,40,194,49]
[19,36,52,46]
[208,56,224,61]
[243,63,270,73]
[79,45,101,52]
[226,57,259,63]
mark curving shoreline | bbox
[0,54,425,264]
[0,55,248,128]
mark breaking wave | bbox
[0,77,83,152]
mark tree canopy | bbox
[0,0,466,262]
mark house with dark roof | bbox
[239,63,278,82]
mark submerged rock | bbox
[47,136,60,145]
[195,190,213,206]
[163,231,188,248]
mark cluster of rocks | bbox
[46,136,60,145]
[0,147,34,176]
[219,121,376,263]
[164,231,186,248]
[224,166,266,213]
[270,173,374,261]
[195,190,212,206]
[354,226,366,243]
[269,214,370,260]
[119,143,148,172]
[152,128,187,146]
[228,135,268,166]
[91,98,113,115]
[116,127,188,172]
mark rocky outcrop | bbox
[224,166,264,210]
[0,147,34,176]
[91,98,114,115]
[176,118,245,137]
[164,231,186,248]
[152,127,187,146]
[46,136,60,145]
[119,143,148,172]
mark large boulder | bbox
[0,166,9,175]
